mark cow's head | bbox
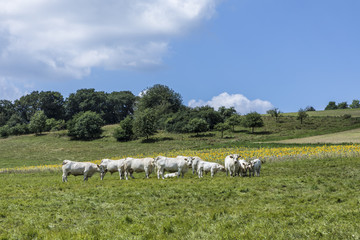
[97,164,108,180]
[218,164,226,172]
[184,156,195,167]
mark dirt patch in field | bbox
[272,128,360,144]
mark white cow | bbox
[155,156,193,179]
[164,173,178,178]
[237,159,250,177]
[197,161,225,178]
[123,157,155,180]
[190,156,203,174]
[249,159,261,177]
[62,160,100,182]
[98,158,126,180]
[224,154,240,177]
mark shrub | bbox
[29,111,47,135]
[342,114,352,119]
[45,118,66,132]
[9,124,29,135]
[0,125,10,138]
[113,116,134,141]
[67,111,104,140]
[242,112,264,133]
[185,118,209,136]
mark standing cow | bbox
[98,158,126,180]
[62,160,100,182]
[123,157,155,180]
[249,159,261,177]
[155,156,193,179]
[197,161,225,178]
[224,154,240,177]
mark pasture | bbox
[1,156,359,239]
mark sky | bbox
[1,0,360,114]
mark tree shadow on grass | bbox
[189,133,215,138]
[141,137,174,143]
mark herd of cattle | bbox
[61,155,262,182]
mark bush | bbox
[342,114,352,119]
[113,116,134,141]
[67,111,104,140]
[9,124,29,135]
[45,118,66,132]
[185,118,209,135]
[0,125,10,138]
[29,111,47,135]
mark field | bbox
[282,108,360,118]
[1,115,360,239]
[1,155,360,239]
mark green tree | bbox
[39,91,65,120]
[185,118,209,136]
[337,102,348,109]
[350,100,360,109]
[214,122,230,138]
[193,106,223,129]
[104,91,136,124]
[67,111,104,140]
[133,109,157,140]
[14,91,41,123]
[267,108,282,122]
[305,106,316,111]
[29,111,48,135]
[297,108,308,124]
[325,101,337,110]
[113,116,134,142]
[242,112,264,133]
[218,106,236,120]
[137,84,182,116]
[0,100,15,126]
[225,114,242,131]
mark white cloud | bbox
[0,0,219,80]
[188,92,274,114]
[0,78,24,101]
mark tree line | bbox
[0,84,268,140]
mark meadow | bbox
[1,155,359,239]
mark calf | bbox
[62,160,99,182]
[98,158,126,180]
[237,159,250,177]
[249,159,261,177]
[197,161,225,178]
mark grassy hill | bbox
[1,115,360,168]
[281,108,360,117]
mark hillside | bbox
[281,108,360,117]
[1,115,360,168]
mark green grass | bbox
[1,116,360,168]
[0,156,359,239]
[282,108,360,117]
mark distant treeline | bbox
[0,84,246,139]
[325,100,360,110]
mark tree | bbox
[325,101,337,110]
[113,116,134,142]
[193,106,223,130]
[350,100,360,109]
[65,89,107,120]
[0,100,15,126]
[29,111,47,135]
[137,84,182,115]
[103,91,136,124]
[39,91,65,120]
[185,118,209,136]
[214,122,230,138]
[267,108,282,122]
[14,91,41,123]
[337,102,348,109]
[225,114,242,131]
[133,109,157,140]
[305,106,316,111]
[218,106,236,120]
[67,111,104,140]
[297,108,308,124]
[242,112,264,133]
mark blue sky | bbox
[1,0,359,113]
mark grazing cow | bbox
[155,156,193,179]
[98,158,126,180]
[190,156,204,174]
[237,159,250,177]
[123,157,155,180]
[249,159,261,177]
[197,161,225,178]
[224,154,240,177]
[62,160,100,182]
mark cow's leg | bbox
[177,168,182,178]
[130,172,135,179]
[125,170,129,180]
[157,169,161,179]
[118,169,122,180]
[211,168,214,177]
[144,167,149,178]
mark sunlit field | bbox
[1,146,360,239]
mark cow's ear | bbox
[97,165,100,168]
[230,155,233,159]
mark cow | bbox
[164,173,178,178]
[249,159,261,177]
[224,154,240,177]
[155,156,193,179]
[123,157,155,180]
[237,159,250,177]
[190,156,203,174]
[98,158,126,180]
[62,160,100,182]
[197,161,225,178]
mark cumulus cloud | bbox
[188,92,274,114]
[0,78,24,101]
[0,0,219,80]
